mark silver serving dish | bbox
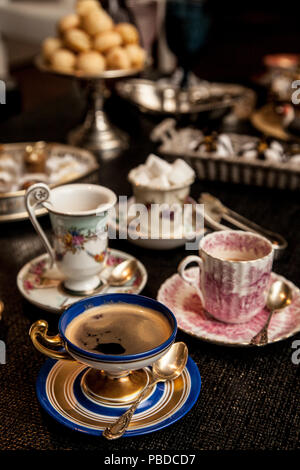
[0,142,99,222]
[116,79,256,116]
[151,119,300,190]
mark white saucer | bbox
[17,248,147,314]
[109,197,206,250]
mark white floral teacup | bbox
[25,183,117,294]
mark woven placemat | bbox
[0,95,299,451]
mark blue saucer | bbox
[36,357,201,437]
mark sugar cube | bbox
[128,165,149,184]
[168,159,195,186]
[145,154,172,177]
[134,171,151,186]
[151,174,170,189]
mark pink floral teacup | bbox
[25,183,116,294]
[178,230,274,323]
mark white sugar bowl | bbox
[128,155,195,206]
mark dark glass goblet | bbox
[165,0,211,87]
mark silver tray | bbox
[152,119,300,190]
[0,142,99,222]
[116,79,256,116]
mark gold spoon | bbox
[103,342,188,440]
[250,280,293,346]
[98,259,138,293]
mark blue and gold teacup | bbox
[30,293,177,404]
[25,183,117,294]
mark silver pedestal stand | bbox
[36,56,144,159]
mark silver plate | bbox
[0,142,99,222]
[116,79,256,115]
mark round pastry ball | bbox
[94,31,122,53]
[125,44,146,68]
[58,14,80,33]
[64,28,91,52]
[106,46,130,70]
[82,9,114,36]
[50,49,76,73]
[114,23,139,45]
[42,37,63,62]
[76,51,106,75]
[76,0,101,17]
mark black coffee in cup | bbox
[66,303,172,355]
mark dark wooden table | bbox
[0,87,299,453]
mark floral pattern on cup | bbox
[53,226,105,258]
[25,183,117,294]
[88,251,106,263]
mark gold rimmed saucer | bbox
[35,356,201,437]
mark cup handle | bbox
[178,255,205,307]
[25,183,55,268]
[29,320,74,361]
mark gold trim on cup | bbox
[29,320,74,361]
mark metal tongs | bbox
[199,193,287,257]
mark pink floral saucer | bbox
[157,268,300,346]
[17,248,147,314]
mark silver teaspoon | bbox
[250,280,293,346]
[97,259,138,294]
